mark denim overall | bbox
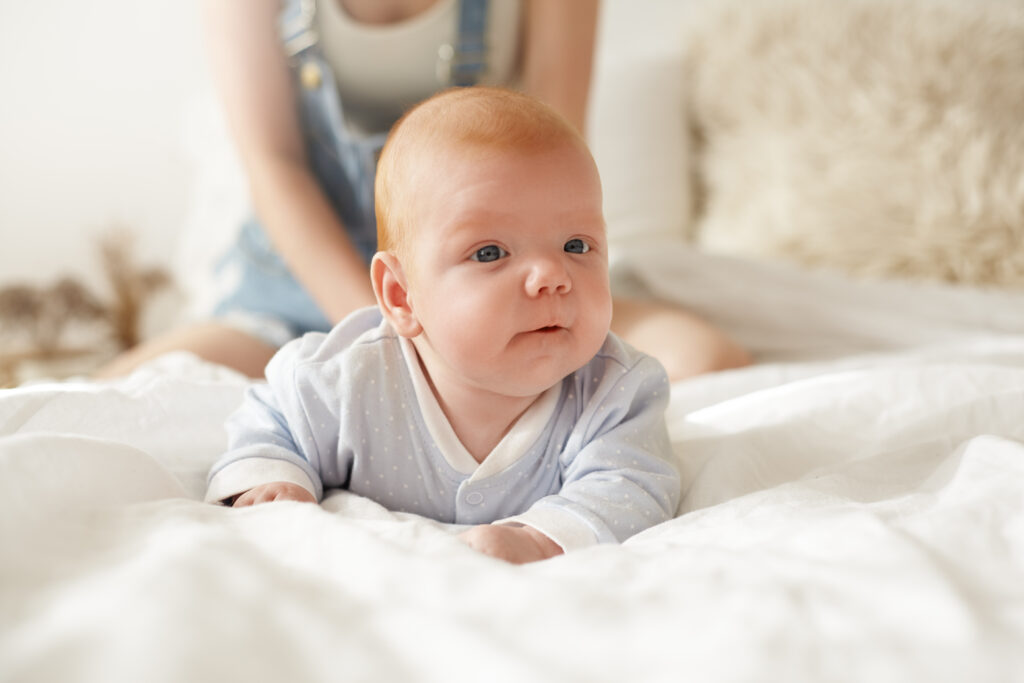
[213,0,491,341]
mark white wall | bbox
[0,0,209,292]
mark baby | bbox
[206,87,681,564]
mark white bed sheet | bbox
[2,244,1024,683]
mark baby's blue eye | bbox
[471,245,507,263]
[564,239,590,254]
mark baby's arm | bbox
[458,523,563,564]
[207,336,340,506]
[206,377,324,505]
[499,353,681,550]
[555,358,680,542]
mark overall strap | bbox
[438,0,491,86]
[278,0,382,238]
[280,0,318,60]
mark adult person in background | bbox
[97,0,749,381]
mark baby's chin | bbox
[476,364,579,400]
[467,335,604,397]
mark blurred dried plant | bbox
[0,279,106,353]
[99,232,172,349]
[0,229,172,386]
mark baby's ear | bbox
[371,252,422,337]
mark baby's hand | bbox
[458,523,563,564]
[231,482,316,507]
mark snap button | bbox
[300,62,322,90]
[465,492,484,505]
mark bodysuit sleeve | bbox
[501,353,681,550]
[205,334,341,504]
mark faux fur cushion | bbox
[682,0,1024,286]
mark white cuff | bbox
[205,458,318,504]
[496,506,599,552]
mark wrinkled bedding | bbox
[2,244,1023,683]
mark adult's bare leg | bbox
[93,322,278,380]
[611,297,752,383]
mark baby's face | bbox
[404,142,612,398]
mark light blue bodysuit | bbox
[207,307,680,550]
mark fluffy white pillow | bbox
[682,0,1024,286]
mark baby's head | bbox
[371,87,612,398]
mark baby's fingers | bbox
[231,483,314,507]
[231,487,269,507]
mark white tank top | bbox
[316,0,524,134]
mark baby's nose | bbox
[524,255,571,296]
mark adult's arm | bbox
[202,0,377,325]
[519,0,599,134]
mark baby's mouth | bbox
[533,325,563,334]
